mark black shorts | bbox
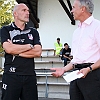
[1,73,38,100]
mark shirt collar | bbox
[84,15,94,25]
[11,22,29,30]
[78,16,94,27]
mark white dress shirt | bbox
[71,16,100,64]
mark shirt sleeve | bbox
[32,28,41,46]
[69,48,71,53]
[94,25,100,49]
[0,26,10,45]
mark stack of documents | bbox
[63,70,84,83]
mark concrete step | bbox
[35,56,61,61]
[38,83,70,99]
[35,61,64,69]
[42,49,55,56]
[38,97,70,100]
[36,72,70,99]
[36,74,69,83]
[37,82,70,99]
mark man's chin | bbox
[26,20,29,22]
[73,17,76,20]
[24,18,29,22]
[25,20,29,23]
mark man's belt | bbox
[74,63,94,70]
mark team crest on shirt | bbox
[28,34,33,40]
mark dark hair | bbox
[57,38,60,41]
[64,43,68,46]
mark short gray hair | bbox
[78,0,94,14]
[12,3,26,15]
[12,5,18,14]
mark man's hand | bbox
[50,68,65,77]
[78,67,90,78]
[67,57,71,61]
[63,55,71,60]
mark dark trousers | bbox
[69,68,100,100]
[61,57,70,66]
[1,73,38,100]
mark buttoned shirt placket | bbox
[73,24,85,64]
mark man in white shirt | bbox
[51,0,100,100]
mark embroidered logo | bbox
[2,84,7,90]
[28,34,33,40]
[13,39,25,43]
[9,67,16,72]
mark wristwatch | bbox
[15,54,19,57]
[88,66,92,72]
[30,44,33,49]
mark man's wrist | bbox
[88,66,92,72]
[62,67,66,72]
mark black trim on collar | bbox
[11,22,29,30]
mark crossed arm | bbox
[3,39,42,58]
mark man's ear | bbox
[81,6,86,13]
[13,12,18,17]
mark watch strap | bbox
[88,66,92,72]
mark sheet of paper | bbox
[63,70,84,83]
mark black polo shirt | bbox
[0,23,41,75]
[61,48,71,59]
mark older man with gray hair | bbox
[51,0,100,100]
